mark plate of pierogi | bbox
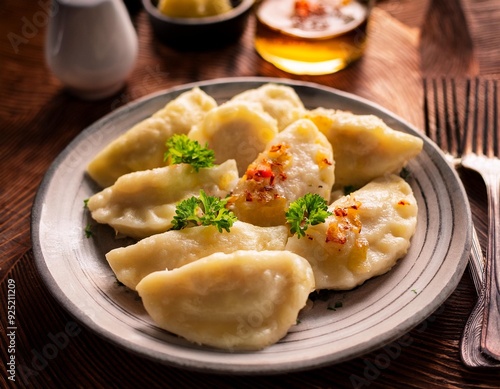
[32,77,472,374]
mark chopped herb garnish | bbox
[83,198,89,208]
[84,223,93,238]
[286,193,332,238]
[411,289,418,295]
[164,134,215,172]
[327,301,343,311]
[171,190,237,233]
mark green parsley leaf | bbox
[327,301,344,311]
[285,193,332,238]
[171,190,237,233]
[164,134,215,172]
[84,223,93,238]
[83,198,89,208]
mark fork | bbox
[460,78,500,364]
[423,78,485,294]
[423,78,500,368]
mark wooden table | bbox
[1,0,499,387]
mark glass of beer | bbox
[254,0,375,75]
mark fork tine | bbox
[462,78,478,154]
[443,78,463,157]
[472,77,481,154]
[434,78,444,149]
[483,80,489,156]
[443,78,452,152]
[463,78,472,155]
[450,79,464,156]
[494,80,499,157]
[483,78,500,158]
[423,78,432,139]
[423,77,439,147]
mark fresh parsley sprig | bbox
[171,190,237,233]
[164,134,215,172]
[286,193,332,238]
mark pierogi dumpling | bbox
[230,83,305,131]
[304,109,423,190]
[228,118,335,227]
[188,101,278,176]
[285,174,418,290]
[106,221,289,290]
[136,250,315,350]
[87,160,238,239]
[87,87,217,187]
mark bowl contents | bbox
[254,0,375,75]
[84,83,423,350]
[157,0,233,18]
[143,0,253,49]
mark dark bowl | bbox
[142,0,254,50]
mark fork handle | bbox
[480,173,500,361]
[469,227,485,293]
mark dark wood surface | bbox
[1,0,499,387]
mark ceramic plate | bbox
[32,77,471,374]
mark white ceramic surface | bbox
[31,78,472,374]
[45,0,138,100]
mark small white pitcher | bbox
[45,0,138,100]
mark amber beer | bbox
[255,0,373,75]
